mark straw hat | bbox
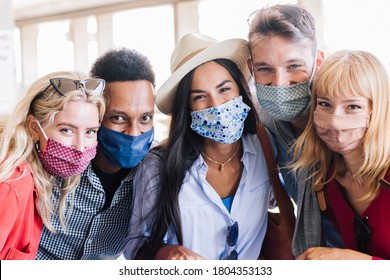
[156,33,251,115]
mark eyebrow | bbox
[317,96,365,102]
[190,80,232,94]
[57,122,100,130]
[253,59,306,67]
[216,80,232,88]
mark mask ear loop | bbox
[35,120,49,141]
[309,51,318,85]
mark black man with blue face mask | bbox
[37,48,156,260]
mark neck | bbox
[291,109,310,134]
[342,149,363,176]
[92,151,121,174]
[201,140,242,171]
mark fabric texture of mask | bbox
[190,96,250,144]
[38,138,97,178]
[313,111,369,155]
[255,81,311,121]
[98,126,154,168]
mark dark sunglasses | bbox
[354,216,371,253]
[225,221,239,260]
[29,78,105,113]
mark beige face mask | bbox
[313,111,370,155]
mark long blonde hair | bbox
[292,50,390,199]
[0,71,105,230]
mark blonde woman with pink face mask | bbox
[292,50,390,260]
[0,71,105,259]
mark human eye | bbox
[317,100,331,108]
[141,115,153,123]
[219,87,231,94]
[289,64,303,70]
[85,129,98,137]
[59,127,74,135]
[257,66,272,73]
[191,94,205,102]
[348,104,362,110]
[110,115,126,124]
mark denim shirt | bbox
[124,133,272,260]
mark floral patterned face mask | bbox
[190,96,251,144]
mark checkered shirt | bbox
[36,163,135,259]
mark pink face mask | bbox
[313,111,369,155]
[36,122,97,178]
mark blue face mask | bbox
[97,126,154,168]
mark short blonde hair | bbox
[0,71,106,230]
[292,50,390,199]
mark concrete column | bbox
[0,0,16,114]
[298,0,325,50]
[19,24,38,91]
[96,13,114,56]
[69,17,90,73]
[173,1,200,44]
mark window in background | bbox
[37,20,74,77]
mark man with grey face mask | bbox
[247,4,343,256]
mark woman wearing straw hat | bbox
[124,33,274,260]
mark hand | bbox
[296,247,372,260]
[155,245,207,260]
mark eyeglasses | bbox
[40,78,105,97]
[225,221,239,260]
[30,78,105,113]
[354,216,371,253]
[247,5,306,27]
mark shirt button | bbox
[99,192,104,198]
[88,239,93,244]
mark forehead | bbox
[50,100,100,126]
[104,80,154,108]
[251,35,314,64]
[191,61,233,84]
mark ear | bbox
[247,59,253,74]
[27,115,40,142]
[315,50,325,71]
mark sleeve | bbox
[0,182,19,252]
[123,151,163,259]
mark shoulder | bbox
[133,149,163,190]
[0,161,34,207]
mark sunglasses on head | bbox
[42,78,105,97]
[29,78,105,113]
[225,221,239,260]
[354,216,371,253]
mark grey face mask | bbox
[255,81,311,122]
[254,54,317,122]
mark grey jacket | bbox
[259,109,324,256]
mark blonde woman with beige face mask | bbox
[292,50,390,260]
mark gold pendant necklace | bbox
[201,143,240,171]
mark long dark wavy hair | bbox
[144,58,259,258]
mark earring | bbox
[35,140,40,152]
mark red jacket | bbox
[0,161,42,260]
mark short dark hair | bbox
[90,48,156,87]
